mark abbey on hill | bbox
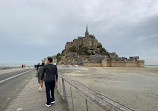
[56,27,144,67]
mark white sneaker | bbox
[45,104,51,107]
[38,87,41,91]
[38,87,42,91]
[51,101,56,104]
[40,88,42,91]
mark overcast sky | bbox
[0,0,158,65]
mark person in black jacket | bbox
[41,57,58,107]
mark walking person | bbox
[41,57,58,107]
[36,63,40,71]
[38,63,45,91]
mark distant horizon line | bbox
[0,64,158,66]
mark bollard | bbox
[62,78,68,103]
[70,87,74,111]
[85,99,89,111]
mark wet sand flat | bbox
[58,66,158,111]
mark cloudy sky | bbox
[0,0,158,65]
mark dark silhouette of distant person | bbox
[41,57,58,107]
[34,65,37,69]
[36,63,40,71]
[22,65,23,68]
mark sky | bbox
[0,0,158,65]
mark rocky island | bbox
[56,27,144,67]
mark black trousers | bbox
[45,81,55,104]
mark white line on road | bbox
[0,69,34,84]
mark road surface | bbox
[0,68,35,111]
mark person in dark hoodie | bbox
[41,57,58,107]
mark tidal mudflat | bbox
[58,66,158,111]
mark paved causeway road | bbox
[0,68,35,111]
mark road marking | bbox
[0,69,34,84]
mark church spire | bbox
[86,25,88,33]
[85,25,89,37]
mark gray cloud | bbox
[0,0,158,65]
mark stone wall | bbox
[84,59,144,68]
[83,63,102,67]
[137,60,145,67]
[102,58,107,67]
